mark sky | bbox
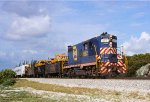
[0,0,150,70]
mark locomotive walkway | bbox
[23,78,150,93]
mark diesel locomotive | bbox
[63,32,127,77]
[13,32,127,78]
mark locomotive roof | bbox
[68,32,115,47]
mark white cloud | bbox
[130,23,142,27]
[140,32,150,40]
[22,49,38,54]
[5,15,51,40]
[123,32,150,55]
[53,22,109,43]
[133,12,145,18]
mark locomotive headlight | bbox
[101,38,109,43]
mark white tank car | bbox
[13,64,29,77]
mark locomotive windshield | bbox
[112,36,117,43]
[112,39,117,43]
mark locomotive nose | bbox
[109,54,117,63]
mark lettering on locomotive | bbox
[73,46,77,61]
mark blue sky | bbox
[0,1,150,70]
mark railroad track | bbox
[22,76,150,80]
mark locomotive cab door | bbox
[88,41,95,56]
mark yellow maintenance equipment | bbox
[55,53,68,62]
[50,53,68,63]
[50,58,58,63]
[55,53,68,73]
[35,60,49,67]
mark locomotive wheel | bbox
[67,69,73,78]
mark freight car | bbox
[13,64,29,77]
[45,53,68,77]
[26,61,36,77]
[34,60,48,77]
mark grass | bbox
[15,79,98,94]
[14,79,123,101]
[127,92,140,98]
[0,90,88,102]
[0,89,57,102]
[14,79,118,96]
[126,91,150,101]
[147,93,150,97]
[13,79,150,102]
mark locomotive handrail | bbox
[124,54,128,72]
[93,45,101,70]
[117,47,122,54]
[118,46,128,72]
[93,45,98,69]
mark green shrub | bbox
[126,53,150,77]
[0,69,16,86]
[2,78,16,86]
[0,69,16,79]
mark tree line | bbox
[126,53,150,77]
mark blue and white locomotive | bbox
[64,32,127,77]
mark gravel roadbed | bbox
[23,78,150,93]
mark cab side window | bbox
[84,43,88,50]
[68,46,73,52]
[89,42,93,50]
[89,42,95,56]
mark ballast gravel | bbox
[24,78,150,93]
